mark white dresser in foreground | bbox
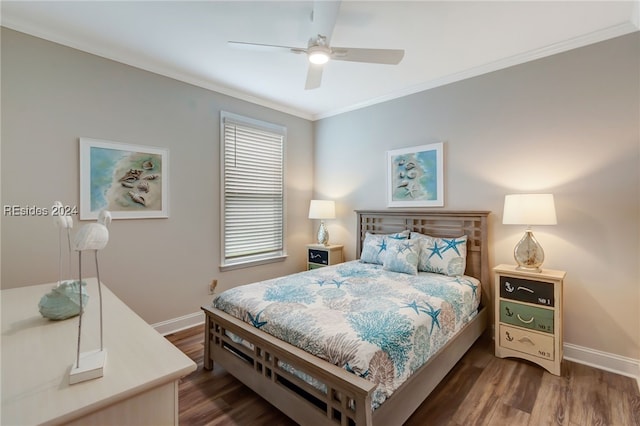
[1,279,196,425]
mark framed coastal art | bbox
[387,142,444,207]
[79,138,169,219]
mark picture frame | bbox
[80,137,169,220]
[387,142,444,207]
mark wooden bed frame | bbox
[202,210,490,426]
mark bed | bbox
[202,210,490,426]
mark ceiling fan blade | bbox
[311,0,341,43]
[305,64,324,90]
[331,47,405,65]
[228,41,305,55]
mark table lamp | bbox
[502,194,557,272]
[308,200,335,246]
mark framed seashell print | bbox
[386,142,444,207]
[80,138,169,219]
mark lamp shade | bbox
[502,194,557,225]
[308,200,335,220]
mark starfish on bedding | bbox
[248,310,268,329]
[419,303,441,335]
[442,237,465,255]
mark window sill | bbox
[219,254,287,272]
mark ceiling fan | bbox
[228,1,405,90]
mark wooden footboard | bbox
[202,303,487,426]
[203,306,376,426]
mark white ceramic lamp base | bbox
[70,349,107,385]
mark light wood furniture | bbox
[202,210,490,426]
[494,264,566,376]
[306,244,344,269]
[1,279,196,425]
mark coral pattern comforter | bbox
[212,260,481,408]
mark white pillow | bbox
[360,231,409,265]
[383,238,421,275]
[411,232,468,276]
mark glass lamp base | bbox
[317,221,329,246]
[513,229,545,273]
[516,264,542,273]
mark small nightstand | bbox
[306,244,344,270]
[494,264,566,376]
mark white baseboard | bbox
[563,342,640,390]
[152,311,204,336]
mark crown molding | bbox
[312,20,639,120]
[0,18,314,121]
[3,15,637,123]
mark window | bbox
[220,112,286,269]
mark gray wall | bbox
[2,27,639,367]
[1,28,314,324]
[314,33,640,360]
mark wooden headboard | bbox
[355,210,491,302]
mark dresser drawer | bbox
[308,249,328,265]
[500,300,554,333]
[499,275,554,306]
[499,324,555,360]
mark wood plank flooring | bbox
[166,325,640,425]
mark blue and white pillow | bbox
[383,238,421,275]
[411,232,468,276]
[360,231,409,265]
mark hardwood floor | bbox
[166,325,640,426]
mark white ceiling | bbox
[2,1,639,120]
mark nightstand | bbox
[306,244,344,270]
[494,264,566,376]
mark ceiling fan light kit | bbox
[228,1,404,89]
[308,45,331,64]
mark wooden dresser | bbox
[1,279,196,425]
[494,264,566,376]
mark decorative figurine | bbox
[69,209,111,385]
[52,200,74,285]
[40,201,86,321]
[38,280,88,320]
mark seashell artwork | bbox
[388,142,443,206]
[38,280,89,320]
[136,181,149,193]
[128,190,146,206]
[81,138,167,219]
[118,169,143,182]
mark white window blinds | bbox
[221,112,285,267]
